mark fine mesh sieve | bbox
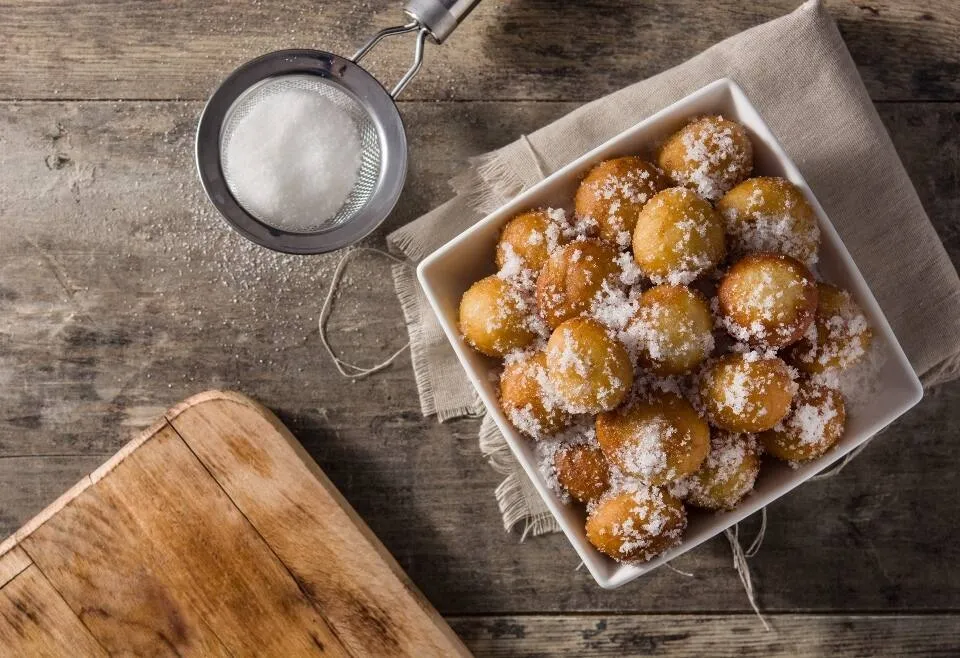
[219,75,382,234]
[196,0,480,254]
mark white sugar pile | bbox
[222,88,362,231]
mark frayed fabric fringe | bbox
[391,262,438,417]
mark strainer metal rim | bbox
[196,49,408,255]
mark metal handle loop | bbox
[351,21,430,100]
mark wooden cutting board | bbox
[0,390,469,657]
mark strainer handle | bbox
[352,0,481,98]
[403,0,481,44]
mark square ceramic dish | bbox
[416,78,923,589]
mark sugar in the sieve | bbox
[222,87,363,232]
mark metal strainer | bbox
[196,0,480,254]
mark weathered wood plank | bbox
[448,614,960,657]
[0,456,106,544]
[0,99,576,458]
[20,425,348,656]
[0,100,959,614]
[0,1,956,102]
[0,546,31,589]
[166,391,469,657]
[0,565,108,657]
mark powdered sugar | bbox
[537,420,599,501]
[599,483,686,561]
[616,417,673,481]
[675,431,759,509]
[671,116,750,201]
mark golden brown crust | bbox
[628,285,715,375]
[760,381,846,463]
[595,391,710,485]
[574,157,669,247]
[632,187,726,285]
[717,252,818,349]
[786,282,873,374]
[657,115,753,201]
[459,275,537,357]
[545,318,633,414]
[495,208,566,274]
[499,351,570,439]
[699,352,797,432]
[554,443,610,504]
[679,431,760,510]
[585,486,686,563]
[717,176,820,266]
[536,239,623,330]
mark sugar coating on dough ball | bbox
[459,275,540,357]
[496,208,569,282]
[674,431,760,510]
[545,317,634,414]
[574,157,670,248]
[536,239,623,330]
[717,252,818,349]
[585,483,687,563]
[500,350,570,439]
[699,352,798,433]
[632,187,726,285]
[787,283,873,375]
[717,177,820,267]
[761,380,846,464]
[657,115,753,201]
[595,390,710,485]
[554,442,611,504]
[624,285,715,375]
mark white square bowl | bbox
[416,78,923,589]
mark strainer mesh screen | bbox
[220,74,382,233]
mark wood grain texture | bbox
[0,1,956,102]
[0,0,959,652]
[0,547,31,589]
[19,424,349,656]
[0,565,107,657]
[449,614,960,657]
[166,391,469,657]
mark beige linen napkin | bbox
[388,0,960,535]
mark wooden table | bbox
[1,1,958,655]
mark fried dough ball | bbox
[495,208,566,275]
[760,381,846,463]
[632,187,726,285]
[459,275,538,357]
[596,391,710,485]
[699,352,797,432]
[677,431,760,510]
[717,177,820,266]
[554,443,611,504]
[787,283,873,374]
[657,115,753,201]
[500,350,570,439]
[585,484,686,563]
[545,318,633,414]
[717,252,818,349]
[627,285,715,375]
[536,239,623,330]
[574,157,670,248]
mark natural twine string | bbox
[723,508,771,631]
[716,437,872,634]
[318,246,413,379]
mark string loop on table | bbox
[318,246,413,379]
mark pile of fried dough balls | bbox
[458,115,873,565]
